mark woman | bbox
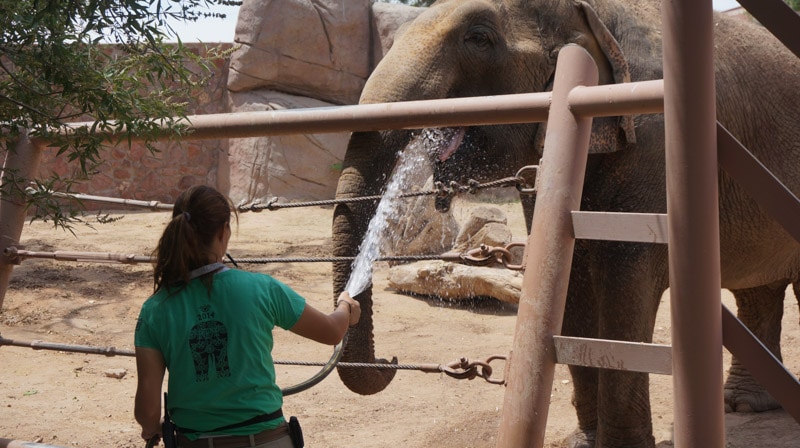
[134,185,360,448]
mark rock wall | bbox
[37,44,233,209]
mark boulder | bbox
[228,0,372,105]
[453,206,510,252]
[226,90,349,204]
[385,176,460,264]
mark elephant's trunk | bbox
[333,130,408,395]
[331,3,459,394]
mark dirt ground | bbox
[1,199,798,447]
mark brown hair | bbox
[152,185,237,294]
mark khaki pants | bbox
[177,424,294,448]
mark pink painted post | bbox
[661,0,725,446]
[0,132,45,310]
[496,44,598,448]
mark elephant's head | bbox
[333,0,643,395]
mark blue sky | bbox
[166,0,742,43]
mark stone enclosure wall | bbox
[37,0,423,209]
[38,44,233,207]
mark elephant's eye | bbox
[464,25,495,51]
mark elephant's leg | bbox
[562,243,599,448]
[594,244,666,448]
[725,282,787,412]
[566,365,599,448]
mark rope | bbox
[273,359,435,370]
[237,176,526,212]
[226,254,445,264]
[5,249,456,265]
[25,168,535,214]
[0,336,506,385]
[0,337,430,370]
[5,245,523,270]
[237,191,434,212]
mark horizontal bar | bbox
[51,92,552,144]
[568,79,664,117]
[4,247,152,264]
[571,211,669,243]
[45,79,668,144]
[721,305,800,423]
[0,438,70,448]
[0,336,135,357]
[31,189,173,211]
[717,123,800,244]
[553,335,673,375]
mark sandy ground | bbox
[0,199,798,447]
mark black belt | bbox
[177,408,284,435]
[177,424,289,448]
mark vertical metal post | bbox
[661,0,724,447]
[496,45,598,448]
[0,132,44,310]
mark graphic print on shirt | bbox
[188,305,231,381]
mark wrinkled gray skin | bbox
[331,0,800,446]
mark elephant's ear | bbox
[576,0,637,148]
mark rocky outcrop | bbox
[226,0,423,205]
[226,90,349,203]
[228,0,371,106]
[384,177,460,265]
[453,206,512,252]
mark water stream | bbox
[345,138,431,297]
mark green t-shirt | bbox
[134,269,306,438]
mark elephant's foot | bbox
[565,427,659,448]
[724,370,780,412]
[725,377,781,412]
[565,428,596,448]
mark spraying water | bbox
[345,137,433,297]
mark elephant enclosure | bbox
[0,200,798,447]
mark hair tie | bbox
[183,211,191,222]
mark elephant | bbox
[331,0,800,446]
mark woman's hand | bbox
[134,347,166,440]
[336,291,361,326]
[291,292,361,345]
[141,423,162,442]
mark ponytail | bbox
[152,185,237,294]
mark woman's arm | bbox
[290,291,361,345]
[134,347,166,441]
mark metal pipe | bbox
[662,0,725,446]
[716,123,800,244]
[29,189,173,211]
[568,79,664,117]
[0,133,44,310]
[0,336,135,357]
[737,0,800,59]
[43,80,661,145]
[4,247,153,264]
[53,93,553,143]
[0,439,68,448]
[496,44,598,448]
